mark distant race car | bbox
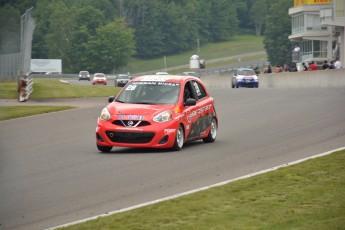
[232,68,259,88]
[96,74,218,152]
[92,73,107,85]
[78,70,90,81]
[114,74,131,87]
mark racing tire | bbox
[97,144,112,153]
[203,117,217,143]
[171,125,184,151]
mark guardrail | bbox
[18,71,33,102]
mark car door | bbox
[184,80,213,140]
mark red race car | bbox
[96,75,218,152]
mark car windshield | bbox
[95,74,105,78]
[117,75,129,79]
[80,71,89,75]
[116,81,180,104]
[238,69,256,75]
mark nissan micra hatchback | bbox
[96,75,218,152]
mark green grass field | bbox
[0,79,121,120]
[120,35,265,74]
[59,149,345,230]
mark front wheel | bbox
[171,125,184,151]
[97,144,112,153]
[203,117,217,143]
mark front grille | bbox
[113,120,151,127]
[106,131,155,143]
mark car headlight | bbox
[153,110,172,123]
[100,108,111,121]
[236,77,243,81]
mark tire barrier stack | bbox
[18,71,33,102]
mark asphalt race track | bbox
[1,86,345,229]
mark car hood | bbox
[107,103,175,120]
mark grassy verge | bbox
[0,79,120,99]
[0,106,75,120]
[60,150,345,230]
[120,35,264,73]
[0,79,121,120]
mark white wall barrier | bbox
[201,68,345,88]
[259,69,345,88]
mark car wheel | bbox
[172,125,184,151]
[97,144,112,153]
[231,79,235,88]
[203,117,217,143]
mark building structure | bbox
[289,0,345,69]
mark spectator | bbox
[308,61,318,71]
[254,67,260,75]
[329,60,335,69]
[284,64,289,72]
[275,65,282,73]
[264,65,272,74]
[288,63,297,72]
[302,62,308,71]
[334,57,342,69]
[321,60,329,70]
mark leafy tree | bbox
[236,0,254,31]
[84,19,135,73]
[0,4,21,54]
[251,0,267,35]
[210,0,237,41]
[125,0,165,58]
[161,2,198,55]
[263,0,293,66]
[44,2,76,70]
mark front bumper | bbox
[237,79,258,87]
[96,119,178,149]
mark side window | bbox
[192,81,207,100]
[183,82,194,102]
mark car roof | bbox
[237,68,254,71]
[131,75,196,84]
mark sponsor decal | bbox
[174,114,185,120]
[164,129,176,133]
[187,104,212,122]
[174,107,180,114]
[132,81,179,86]
[128,115,144,120]
[117,115,144,120]
[116,127,143,131]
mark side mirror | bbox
[184,98,197,106]
[108,96,115,103]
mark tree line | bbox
[0,0,293,73]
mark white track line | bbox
[48,146,345,230]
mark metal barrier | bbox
[17,7,35,101]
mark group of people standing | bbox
[302,57,342,71]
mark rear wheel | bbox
[97,144,112,153]
[203,117,217,143]
[172,125,184,151]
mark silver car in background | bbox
[78,71,90,81]
[114,74,131,87]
